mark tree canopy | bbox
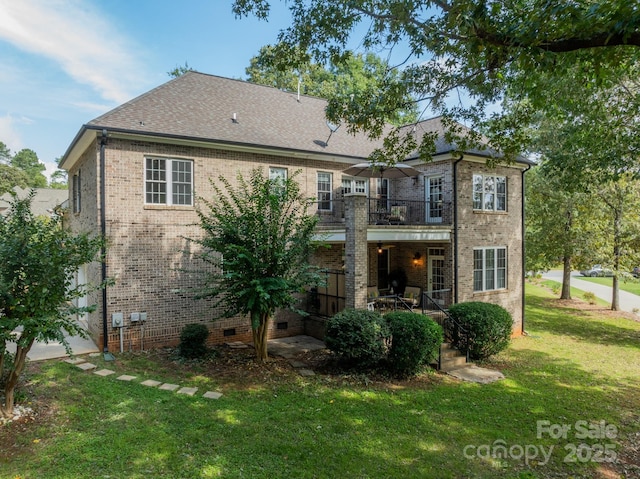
[10,149,47,188]
[0,194,105,417]
[246,46,418,125]
[233,0,640,163]
[194,168,324,362]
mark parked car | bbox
[579,265,613,277]
[632,267,640,278]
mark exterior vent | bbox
[223,328,236,337]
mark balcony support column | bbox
[344,193,368,309]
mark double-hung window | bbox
[72,170,81,213]
[269,167,288,195]
[145,157,193,205]
[317,172,332,211]
[473,247,507,292]
[473,174,506,212]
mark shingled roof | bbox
[63,71,531,167]
[82,71,383,161]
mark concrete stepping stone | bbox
[116,375,137,381]
[65,358,85,365]
[177,387,198,396]
[159,383,180,391]
[225,341,248,349]
[297,369,315,377]
[288,360,307,368]
[94,369,115,377]
[76,362,97,371]
[141,379,162,387]
[203,391,223,400]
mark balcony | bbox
[313,198,453,227]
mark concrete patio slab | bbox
[447,365,505,384]
[267,335,326,359]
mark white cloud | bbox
[0,114,25,153]
[0,0,144,104]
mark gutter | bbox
[452,154,464,304]
[99,129,113,359]
[521,164,532,334]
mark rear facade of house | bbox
[61,72,530,353]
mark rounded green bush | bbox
[324,309,390,368]
[448,302,513,360]
[178,323,210,359]
[385,311,443,377]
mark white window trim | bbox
[341,176,369,195]
[473,246,507,292]
[473,173,507,212]
[317,171,332,211]
[144,157,194,206]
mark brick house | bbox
[60,71,532,353]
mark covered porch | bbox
[308,193,454,320]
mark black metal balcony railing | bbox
[312,198,452,226]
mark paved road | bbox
[541,270,640,314]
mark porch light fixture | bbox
[377,242,383,254]
[413,252,422,267]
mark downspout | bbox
[521,164,532,334]
[100,129,113,358]
[452,154,464,305]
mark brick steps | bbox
[439,342,468,372]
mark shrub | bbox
[324,309,390,368]
[583,291,596,305]
[448,302,513,360]
[178,323,210,359]
[385,311,443,377]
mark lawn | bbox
[577,276,640,296]
[1,284,639,479]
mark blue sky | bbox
[0,0,298,178]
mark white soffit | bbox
[317,229,451,243]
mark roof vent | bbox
[232,112,238,123]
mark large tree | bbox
[233,1,640,163]
[10,148,47,188]
[0,194,105,417]
[587,176,640,311]
[246,46,419,125]
[194,168,323,362]
[0,164,29,195]
[525,165,593,300]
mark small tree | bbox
[195,169,323,362]
[0,193,105,417]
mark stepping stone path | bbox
[64,357,223,400]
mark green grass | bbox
[577,275,640,296]
[539,279,610,306]
[2,284,639,478]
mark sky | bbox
[0,0,299,179]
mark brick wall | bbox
[454,160,524,332]
[68,137,351,351]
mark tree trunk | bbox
[560,255,572,300]
[1,337,34,418]
[611,275,620,311]
[252,313,271,363]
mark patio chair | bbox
[388,205,407,225]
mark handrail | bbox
[421,292,470,368]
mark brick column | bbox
[344,193,368,309]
